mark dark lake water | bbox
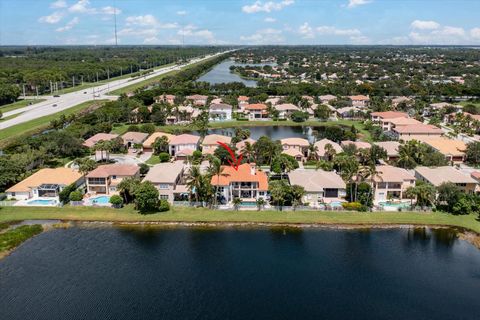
[205,125,315,141]
[1,227,479,320]
[197,60,275,87]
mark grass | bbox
[0,205,479,233]
[145,155,161,165]
[0,224,43,257]
[0,99,46,113]
[0,100,108,146]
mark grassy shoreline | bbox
[0,224,43,259]
[0,206,479,234]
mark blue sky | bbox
[1,0,480,45]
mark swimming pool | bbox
[379,201,411,210]
[26,199,57,206]
[89,196,111,205]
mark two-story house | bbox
[280,138,310,161]
[86,164,140,195]
[372,165,416,204]
[143,162,185,203]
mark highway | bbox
[0,51,228,130]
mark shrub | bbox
[59,183,77,204]
[341,202,364,211]
[139,163,150,175]
[69,191,83,202]
[127,125,140,132]
[109,195,123,208]
[158,199,170,212]
[140,123,156,134]
[158,152,170,163]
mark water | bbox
[197,60,276,87]
[200,126,317,141]
[26,199,57,206]
[1,226,479,320]
[88,195,111,204]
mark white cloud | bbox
[125,15,177,28]
[50,0,67,9]
[264,17,276,23]
[178,25,219,44]
[177,10,187,16]
[316,26,361,36]
[56,17,79,32]
[470,28,480,40]
[39,11,64,24]
[68,0,120,15]
[242,0,294,14]
[240,28,285,44]
[298,22,314,39]
[143,37,160,44]
[346,0,372,8]
[411,20,440,30]
[100,6,121,15]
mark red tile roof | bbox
[210,163,268,190]
[86,164,139,178]
[245,103,267,110]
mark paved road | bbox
[0,51,229,130]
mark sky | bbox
[1,0,480,46]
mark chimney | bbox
[250,163,256,175]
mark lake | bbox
[204,125,315,141]
[1,226,479,320]
[197,60,275,87]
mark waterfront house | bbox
[374,141,401,162]
[142,132,175,153]
[6,168,83,201]
[414,166,478,194]
[236,138,257,155]
[210,163,269,204]
[168,134,200,158]
[385,117,423,132]
[202,134,232,155]
[274,103,300,119]
[186,94,208,107]
[314,139,343,160]
[288,169,346,206]
[370,111,410,131]
[318,94,337,104]
[143,161,185,203]
[280,138,310,161]
[245,103,269,121]
[372,165,416,204]
[335,106,364,119]
[155,94,176,105]
[86,164,140,195]
[341,140,371,150]
[391,124,443,142]
[237,96,249,106]
[423,138,467,164]
[83,133,119,148]
[348,95,370,108]
[121,132,149,149]
[209,103,233,121]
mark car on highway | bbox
[53,95,60,97]
[52,104,57,107]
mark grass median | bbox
[0,205,479,233]
[0,99,46,113]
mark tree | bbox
[158,152,170,163]
[134,181,160,213]
[153,136,169,155]
[307,143,319,160]
[291,185,306,210]
[271,154,299,176]
[186,165,203,204]
[69,191,83,202]
[207,156,225,207]
[269,180,289,210]
[314,104,331,120]
[466,142,480,165]
[74,157,98,177]
[109,194,123,208]
[436,182,462,212]
[59,183,77,204]
[117,177,141,204]
[410,181,436,208]
[256,197,265,211]
[158,199,170,212]
[232,197,242,210]
[291,110,308,122]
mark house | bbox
[314,139,343,160]
[288,169,346,206]
[391,96,412,108]
[336,106,364,119]
[385,117,423,132]
[372,165,416,204]
[186,94,208,106]
[167,106,197,124]
[168,134,200,158]
[341,140,371,150]
[274,103,300,119]
[236,138,257,154]
[210,163,269,204]
[280,138,310,161]
[142,132,175,153]
[318,94,337,104]
[348,95,370,108]
[423,138,467,164]
[237,96,249,107]
[265,97,281,106]
[155,94,175,105]
[143,162,185,203]
[5,168,83,201]
[209,103,233,121]
[245,103,269,121]
[121,132,149,149]
[370,111,410,131]
[374,141,401,161]
[425,102,461,116]
[202,134,232,155]
[86,164,140,195]
[83,133,119,148]
[391,124,443,142]
[444,112,480,125]
[415,166,478,194]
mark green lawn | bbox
[0,100,108,146]
[0,99,46,113]
[145,155,161,165]
[0,205,479,233]
[0,224,43,258]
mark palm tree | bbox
[324,143,336,161]
[206,156,225,207]
[117,177,141,204]
[307,143,319,161]
[405,186,416,208]
[232,197,242,211]
[291,185,306,211]
[74,157,97,178]
[256,197,265,211]
[186,165,203,205]
[241,141,255,162]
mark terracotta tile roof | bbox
[236,138,257,152]
[318,94,337,101]
[415,166,477,186]
[388,117,422,126]
[341,140,371,149]
[143,162,184,184]
[280,138,309,147]
[288,169,346,192]
[245,103,267,110]
[202,134,232,146]
[209,103,232,110]
[238,96,249,102]
[83,133,119,148]
[282,148,303,157]
[6,168,83,193]
[374,141,401,156]
[424,138,466,156]
[186,94,208,100]
[210,163,268,190]
[275,103,300,111]
[374,165,415,183]
[86,164,139,178]
[349,95,370,101]
[371,111,408,119]
[176,148,195,156]
[121,132,149,144]
[314,139,343,157]
[169,134,200,145]
[393,124,443,134]
[143,132,175,148]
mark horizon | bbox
[1,0,480,46]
